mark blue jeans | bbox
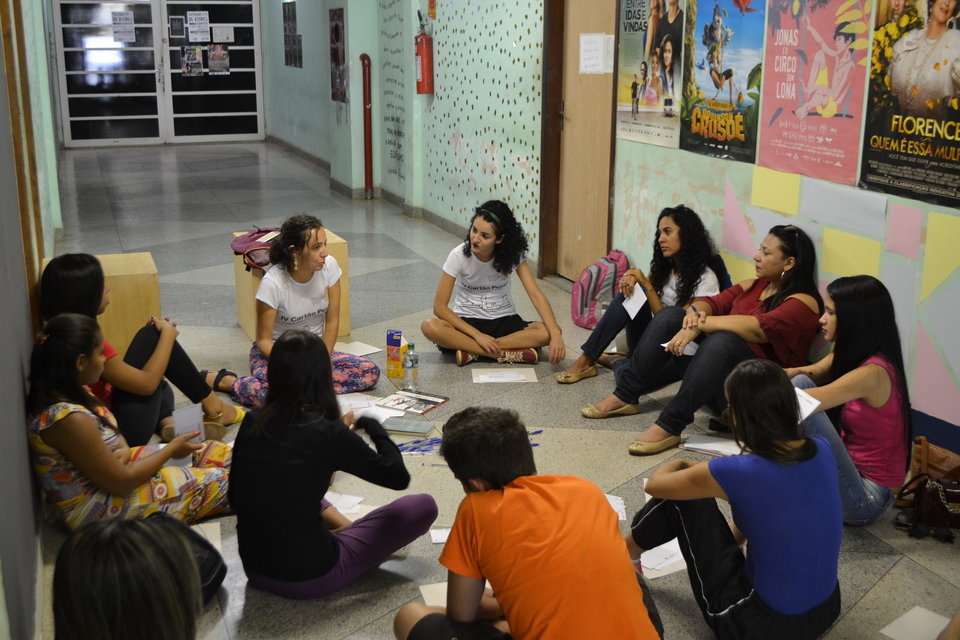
[792,375,895,526]
[580,291,654,360]
[613,307,756,437]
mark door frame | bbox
[538,0,621,278]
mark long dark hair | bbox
[827,275,912,465]
[28,313,104,417]
[647,205,716,306]
[725,359,817,465]
[764,225,822,312]
[461,200,528,276]
[247,329,340,438]
[269,214,325,272]
[39,253,105,321]
[54,518,201,640]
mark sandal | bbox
[202,368,238,393]
[205,404,246,426]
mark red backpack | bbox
[571,250,629,329]
[231,227,280,272]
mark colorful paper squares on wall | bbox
[719,253,757,285]
[722,179,757,258]
[886,206,923,260]
[883,262,917,365]
[751,166,800,216]
[913,324,960,426]
[921,212,960,300]
[925,275,960,380]
[822,229,881,278]
[799,178,887,238]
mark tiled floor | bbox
[47,142,960,639]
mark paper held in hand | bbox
[169,403,204,467]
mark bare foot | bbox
[596,352,628,369]
[206,370,238,393]
[633,424,673,444]
[562,353,597,377]
[591,395,628,413]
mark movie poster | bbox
[860,0,960,206]
[757,0,870,184]
[616,0,685,147]
[678,0,765,162]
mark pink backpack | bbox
[571,250,629,329]
[231,227,280,272]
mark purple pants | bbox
[232,342,380,406]
[245,493,438,600]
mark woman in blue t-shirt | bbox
[625,360,842,640]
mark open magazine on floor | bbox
[375,390,449,415]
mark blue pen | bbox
[528,429,543,436]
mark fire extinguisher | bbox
[415,11,434,94]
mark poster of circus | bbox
[757,0,871,184]
[860,0,960,205]
[678,0,766,162]
[616,0,685,147]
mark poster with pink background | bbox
[757,0,871,185]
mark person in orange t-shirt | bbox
[393,407,662,640]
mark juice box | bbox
[386,329,408,378]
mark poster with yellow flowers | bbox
[757,0,871,184]
[860,0,960,205]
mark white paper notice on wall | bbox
[579,33,605,74]
[112,11,135,43]
[604,35,615,73]
[212,26,234,43]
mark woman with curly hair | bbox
[421,200,566,365]
[212,214,380,406]
[558,205,725,384]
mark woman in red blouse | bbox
[582,226,822,456]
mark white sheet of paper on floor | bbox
[334,341,382,357]
[326,491,364,513]
[605,494,627,521]
[430,528,451,544]
[472,368,538,383]
[169,403,204,467]
[344,504,378,522]
[622,287,647,319]
[795,387,821,422]
[641,538,683,571]
[190,521,222,553]
[680,434,744,457]
[660,340,698,356]
[338,393,374,413]
[879,606,950,640]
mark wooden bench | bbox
[42,252,161,358]
[232,230,350,340]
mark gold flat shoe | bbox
[627,436,681,456]
[581,403,640,419]
[556,365,598,384]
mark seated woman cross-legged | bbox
[28,314,231,531]
[212,214,380,405]
[421,200,566,366]
[787,275,911,526]
[229,329,437,599]
[583,225,822,457]
[626,360,842,640]
[558,205,724,384]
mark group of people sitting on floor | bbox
[33,200,915,640]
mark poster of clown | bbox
[678,0,765,162]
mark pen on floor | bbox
[421,463,448,467]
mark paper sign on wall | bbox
[212,26,234,43]
[187,11,210,42]
[579,33,605,74]
[112,11,135,43]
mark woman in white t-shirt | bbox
[557,205,726,383]
[215,215,380,405]
[421,200,566,366]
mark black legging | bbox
[111,325,211,446]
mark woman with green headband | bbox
[421,200,566,366]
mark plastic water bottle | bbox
[403,343,419,392]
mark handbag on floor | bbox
[147,512,227,605]
[897,471,960,529]
[895,436,960,507]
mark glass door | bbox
[54,0,264,146]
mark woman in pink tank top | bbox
[786,275,911,525]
